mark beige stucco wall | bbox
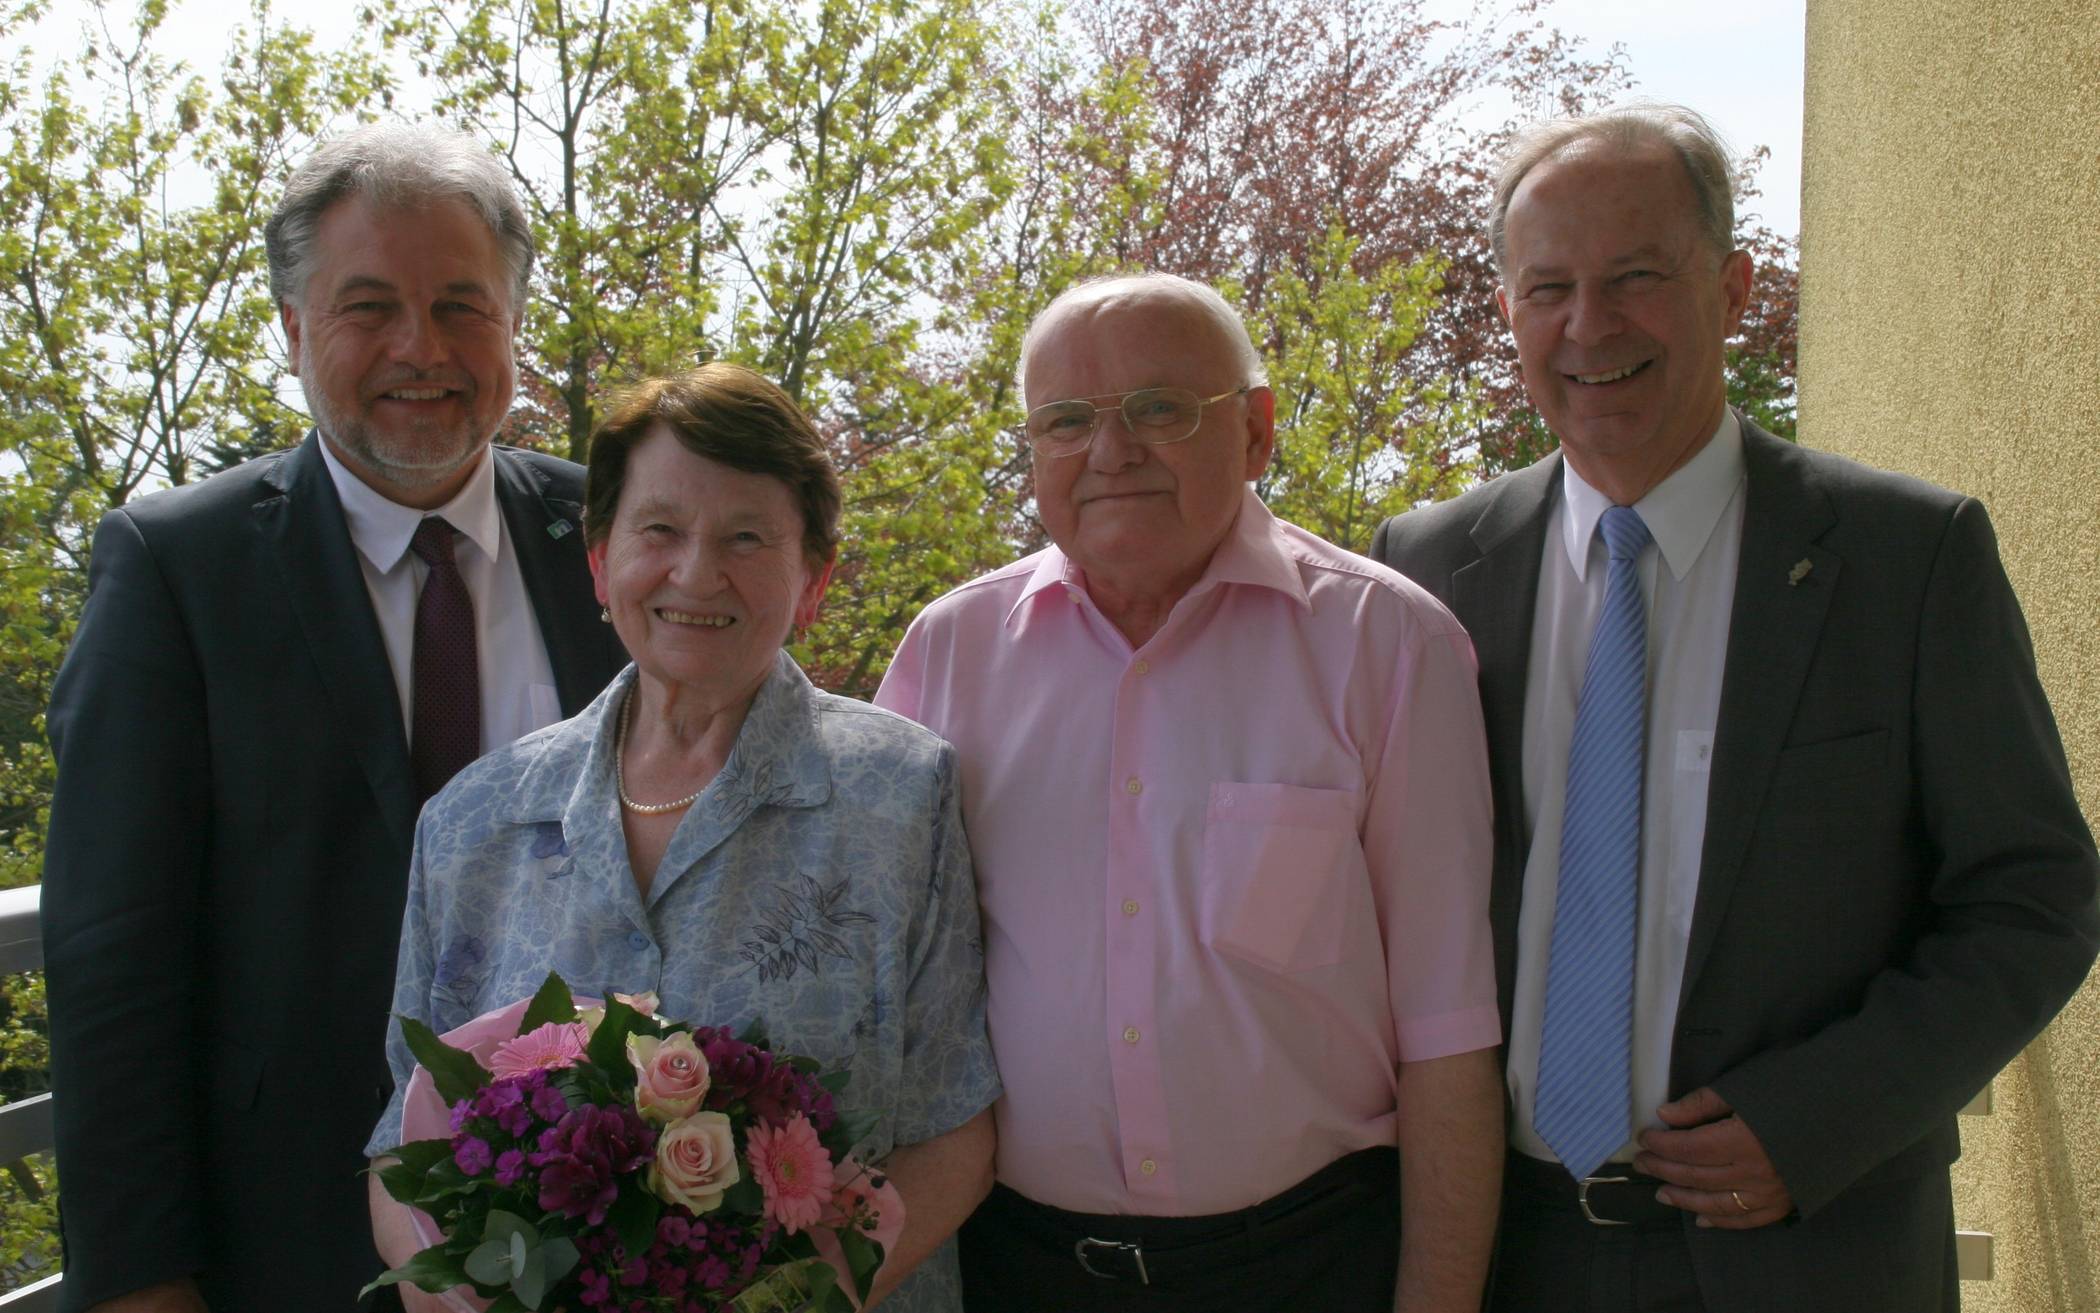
[1800,0,2100,1307]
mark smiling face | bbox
[1025,290,1274,608]
[1496,140,1753,503]
[282,194,519,509]
[589,428,832,714]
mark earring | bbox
[599,607,611,623]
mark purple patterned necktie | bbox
[409,516,480,804]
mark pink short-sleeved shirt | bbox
[874,490,1500,1215]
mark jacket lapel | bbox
[252,432,419,850]
[1448,455,1558,1019]
[492,449,622,716]
[1681,420,1841,998]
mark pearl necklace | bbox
[615,689,706,815]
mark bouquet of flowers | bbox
[365,973,901,1313]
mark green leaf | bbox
[719,1173,764,1214]
[816,1069,852,1095]
[540,1235,580,1287]
[830,1107,881,1150]
[517,971,578,1034]
[607,1176,661,1259]
[584,997,645,1074]
[370,1138,455,1204]
[839,1226,884,1302]
[401,1015,493,1106]
[358,1243,472,1297]
[485,1295,531,1313]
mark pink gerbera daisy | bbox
[746,1113,834,1235]
[487,1020,589,1077]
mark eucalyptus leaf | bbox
[512,1236,549,1309]
[400,1015,493,1106]
[540,1235,581,1286]
[463,1237,517,1287]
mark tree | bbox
[1252,220,1478,551]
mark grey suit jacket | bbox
[1371,416,2098,1311]
[43,433,627,1312]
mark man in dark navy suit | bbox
[44,124,625,1312]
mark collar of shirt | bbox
[1004,487,1313,630]
[318,436,504,572]
[1559,408,1745,583]
[503,651,835,833]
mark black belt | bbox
[987,1146,1398,1286]
[1505,1150,1682,1227]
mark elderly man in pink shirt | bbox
[874,272,1504,1311]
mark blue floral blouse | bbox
[369,652,1000,1311]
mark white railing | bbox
[0,884,57,1312]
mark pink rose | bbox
[649,1111,740,1213]
[628,1031,710,1123]
[614,990,659,1017]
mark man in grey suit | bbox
[1371,102,2097,1311]
[43,125,625,1312]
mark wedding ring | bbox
[1731,1190,1751,1213]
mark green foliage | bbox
[1251,221,1479,554]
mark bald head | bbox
[1018,273,1266,404]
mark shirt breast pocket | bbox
[1200,782,1364,973]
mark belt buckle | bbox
[1577,1175,1634,1227]
[1074,1236,1150,1284]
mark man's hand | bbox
[85,1278,210,1313]
[1634,1086,1792,1229]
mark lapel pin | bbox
[1787,558,1813,587]
[548,519,573,539]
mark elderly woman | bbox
[368,363,999,1310]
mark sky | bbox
[18,0,1808,237]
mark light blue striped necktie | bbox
[1535,504,1653,1182]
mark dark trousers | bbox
[959,1147,1399,1311]
[1489,1153,1705,1313]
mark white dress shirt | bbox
[1508,409,1746,1165]
[320,439,562,754]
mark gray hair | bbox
[1016,272,1269,399]
[265,123,535,314]
[1488,101,1737,276]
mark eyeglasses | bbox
[1020,386,1252,457]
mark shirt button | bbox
[1122,1026,1141,1044]
[1133,659,1150,676]
[1125,777,1143,796]
[1139,1158,1158,1176]
[627,931,650,951]
[1122,899,1140,917]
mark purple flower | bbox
[494,1149,529,1186]
[620,1255,648,1286]
[696,1256,730,1290]
[496,1101,534,1137]
[657,1214,692,1246]
[454,1135,493,1175]
[530,1104,656,1225]
[531,1082,569,1123]
[448,1099,474,1134]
